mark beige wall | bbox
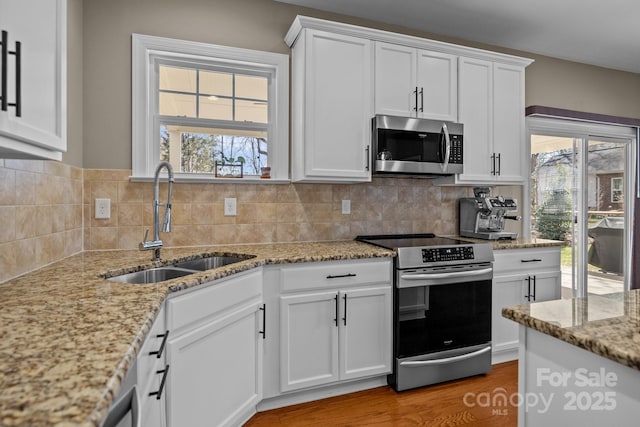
[62,0,83,167]
[81,0,640,169]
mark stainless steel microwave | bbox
[371,115,463,177]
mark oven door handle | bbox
[400,267,493,281]
[399,345,492,367]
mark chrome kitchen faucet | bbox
[140,161,174,261]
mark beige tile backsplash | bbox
[83,170,476,250]
[0,160,83,283]
[0,161,523,283]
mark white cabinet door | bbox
[523,271,561,303]
[0,0,66,159]
[439,58,526,185]
[279,291,339,392]
[457,57,493,182]
[492,248,561,363]
[165,303,262,427]
[374,43,457,122]
[416,50,457,121]
[339,286,392,381]
[492,273,523,361]
[291,29,372,182]
[493,63,525,183]
[374,42,416,117]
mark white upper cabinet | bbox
[375,42,457,122]
[0,0,66,160]
[289,28,373,183]
[435,58,527,185]
[286,16,532,185]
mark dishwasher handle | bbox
[101,385,141,427]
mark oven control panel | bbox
[422,246,475,263]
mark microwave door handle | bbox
[440,123,451,172]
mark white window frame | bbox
[132,33,289,181]
[611,176,624,203]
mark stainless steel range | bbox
[356,233,494,391]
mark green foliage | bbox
[535,189,572,241]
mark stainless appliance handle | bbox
[441,123,451,172]
[101,386,141,427]
[400,267,493,281]
[399,345,491,367]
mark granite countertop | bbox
[455,236,564,250]
[0,241,394,427]
[502,290,640,371]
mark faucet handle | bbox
[142,228,149,242]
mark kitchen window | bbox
[132,34,289,181]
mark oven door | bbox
[395,265,492,358]
[391,265,493,391]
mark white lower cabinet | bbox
[278,259,392,393]
[164,269,263,427]
[137,306,167,427]
[491,247,561,363]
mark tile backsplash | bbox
[0,162,523,282]
[0,160,83,283]
[83,170,481,250]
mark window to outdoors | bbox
[527,117,636,298]
[132,34,289,180]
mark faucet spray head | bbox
[162,203,172,232]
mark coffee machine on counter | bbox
[459,187,521,240]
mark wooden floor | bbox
[245,361,518,427]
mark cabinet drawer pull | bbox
[149,365,169,400]
[259,304,266,340]
[149,330,169,359]
[326,273,356,279]
[520,258,542,263]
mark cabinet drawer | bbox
[280,259,392,292]
[494,247,561,274]
[137,306,167,391]
[167,269,262,332]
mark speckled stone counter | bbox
[0,241,394,427]
[502,290,640,371]
[455,236,564,250]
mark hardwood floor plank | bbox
[245,361,518,426]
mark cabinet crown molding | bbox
[286,15,534,68]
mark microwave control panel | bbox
[449,135,463,164]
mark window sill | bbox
[129,174,291,184]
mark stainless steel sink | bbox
[171,256,250,271]
[107,267,195,284]
[106,255,252,284]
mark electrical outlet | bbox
[224,198,237,216]
[95,198,111,219]
[342,199,351,215]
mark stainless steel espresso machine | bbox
[459,187,520,240]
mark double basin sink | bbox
[107,255,253,284]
